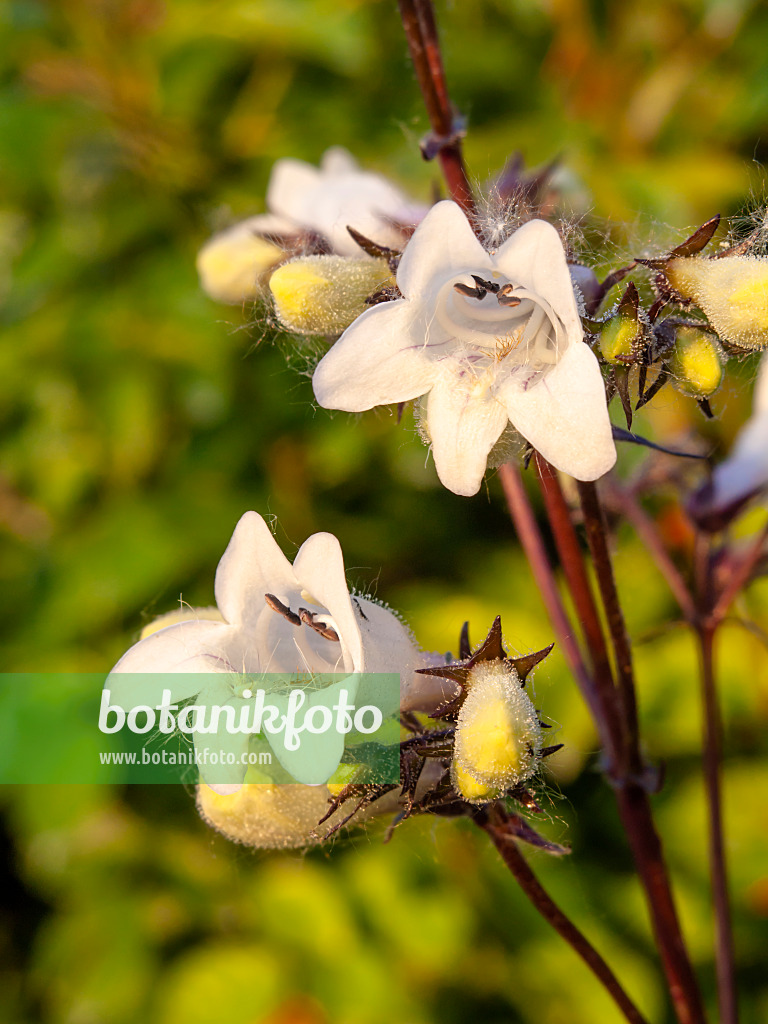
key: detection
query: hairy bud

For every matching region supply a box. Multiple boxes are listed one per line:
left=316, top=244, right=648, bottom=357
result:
left=270, top=255, right=394, bottom=335
left=666, top=324, right=725, bottom=398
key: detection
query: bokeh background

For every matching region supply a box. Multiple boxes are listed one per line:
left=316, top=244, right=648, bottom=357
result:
left=2, top=0, right=768, bottom=1021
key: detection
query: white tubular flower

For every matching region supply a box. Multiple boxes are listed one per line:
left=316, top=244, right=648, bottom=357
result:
left=690, top=354, right=768, bottom=525
left=267, top=146, right=419, bottom=256
left=312, top=200, right=616, bottom=496
left=197, top=148, right=422, bottom=303
left=109, top=512, right=436, bottom=793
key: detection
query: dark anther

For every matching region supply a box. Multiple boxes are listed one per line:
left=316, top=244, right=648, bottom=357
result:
left=498, top=283, right=521, bottom=307
left=298, top=608, right=340, bottom=642
left=454, top=281, right=487, bottom=300
left=471, top=275, right=500, bottom=293
left=264, top=593, right=302, bottom=626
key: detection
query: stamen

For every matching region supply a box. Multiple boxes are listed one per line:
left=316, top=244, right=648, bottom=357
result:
left=454, top=281, right=486, bottom=299
left=264, top=593, right=302, bottom=626
left=471, top=275, right=500, bottom=293
left=298, top=607, right=340, bottom=642
left=498, top=284, right=521, bottom=307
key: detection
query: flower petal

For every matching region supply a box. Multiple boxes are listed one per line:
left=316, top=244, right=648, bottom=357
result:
left=267, top=676, right=359, bottom=785
left=194, top=690, right=251, bottom=791
left=320, top=146, right=359, bottom=175
left=396, top=201, right=492, bottom=300
left=494, top=219, right=582, bottom=346
left=109, top=620, right=241, bottom=695
left=293, top=532, right=362, bottom=670
left=499, top=343, right=616, bottom=480
left=426, top=375, right=509, bottom=495
left=214, top=512, right=298, bottom=630
left=707, top=409, right=768, bottom=511
left=313, top=300, right=436, bottom=410
left=267, top=157, right=323, bottom=221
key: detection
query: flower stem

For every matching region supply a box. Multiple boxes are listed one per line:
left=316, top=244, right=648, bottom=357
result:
left=693, top=533, right=739, bottom=1024
left=534, top=455, right=624, bottom=759
left=478, top=807, right=650, bottom=1024
left=497, top=463, right=610, bottom=738
left=576, top=479, right=642, bottom=776
left=696, top=621, right=738, bottom=1024
left=397, top=0, right=475, bottom=214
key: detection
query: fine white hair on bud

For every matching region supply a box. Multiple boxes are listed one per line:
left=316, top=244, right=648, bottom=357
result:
left=452, top=660, right=543, bottom=804
left=269, top=255, right=394, bottom=335
left=665, top=255, right=768, bottom=350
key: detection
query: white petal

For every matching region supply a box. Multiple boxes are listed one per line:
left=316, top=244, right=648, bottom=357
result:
left=313, top=300, right=436, bottom=410
left=494, top=219, right=582, bottom=347
left=293, top=532, right=362, bottom=670
left=110, top=620, right=240, bottom=681
left=708, top=409, right=768, bottom=510
left=426, top=377, right=509, bottom=496
left=267, top=157, right=323, bottom=221
left=352, top=596, right=420, bottom=681
left=194, top=691, right=251, bottom=790
left=320, top=146, right=359, bottom=175
left=267, top=676, right=359, bottom=785
left=396, top=201, right=492, bottom=300
left=499, top=343, right=616, bottom=480
left=214, top=512, right=298, bottom=630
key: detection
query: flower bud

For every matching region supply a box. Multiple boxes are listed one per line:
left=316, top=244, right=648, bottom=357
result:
left=452, top=660, right=542, bottom=804
left=599, top=312, right=642, bottom=364
left=664, top=255, right=768, bottom=350
left=270, top=255, right=394, bottom=335
left=197, top=216, right=289, bottom=304
left=666, top=324, right=725, bottom=398
left=139, top=606, right=224, bottom=640
left=196, top=781, right=337, bottom=849
left=598, top=281, right=643, bottom=365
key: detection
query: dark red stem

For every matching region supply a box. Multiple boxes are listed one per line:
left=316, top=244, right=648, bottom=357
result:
left=479, top=810, right=650, bottom=1024
left=397, top=0, right=475, bottom=215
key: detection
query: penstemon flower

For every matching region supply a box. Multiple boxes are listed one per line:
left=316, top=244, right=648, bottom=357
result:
left=109, top=511, right=447, bottom=792
left=312, top=200, right=616, bottom=495
left=197, top=147, right=422, bottom=303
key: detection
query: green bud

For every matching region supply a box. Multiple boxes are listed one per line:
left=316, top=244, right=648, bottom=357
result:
left=270, top=255, right=394, bottom=335
left=666, top=325, right=725, bottom=398
left=599, top=313, right=642, bottom=364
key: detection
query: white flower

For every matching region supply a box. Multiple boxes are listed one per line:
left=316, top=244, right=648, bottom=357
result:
left=691, top=354, right=768, bottom=524
left=265, top=146, right=420, bottom=256
left=197, top=148, right=422, bottom=303
left=312, top=201, right=616, bottom=495
left=109, top=512, right=441, bottom=790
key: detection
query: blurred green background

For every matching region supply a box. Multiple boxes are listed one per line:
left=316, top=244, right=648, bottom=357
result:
left=2, top=0, right=768, bottom=1021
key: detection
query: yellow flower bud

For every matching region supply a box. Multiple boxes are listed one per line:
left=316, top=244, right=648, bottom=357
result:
left=197, top=217, right=286, bottom=304
left=599, top=313, right=642, bottom=364
left=197, top=782, right=333, bottom=849
left=140, top=606, right=225, bottom=640
left=665, top=255, right=768, bottom=350
left=451, top=661, right=542, bottom=804
left=269, top=256, right=394, bottom=335
left=666, top=325, right=725, bottom=398
left=451, top=761, right=500, bottom=803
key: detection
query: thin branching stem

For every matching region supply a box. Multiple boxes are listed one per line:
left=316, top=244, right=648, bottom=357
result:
left=694, top=534, right=739, bottom=1024
left=397, top=0, right=475, bottom=214
left=479, top=809, right=651, bottom=1024
left=497, top=463, right=614, bottom=749
left=577, top=479, right=642, bottom=774
left=534, top=455, right=624, bottom=755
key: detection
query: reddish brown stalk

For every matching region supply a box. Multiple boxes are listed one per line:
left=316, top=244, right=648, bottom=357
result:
left=577, top=479, right=642, bottom=775
left=534, top=455, right=624, bottom=748
left=397, top=0, right=475, bottom=215
left=497, top=463, right=612, bottom=742
left=694, top=534, right=739, bottom=1024
left=479, top=810, right=650, bottom=1024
